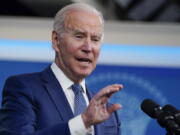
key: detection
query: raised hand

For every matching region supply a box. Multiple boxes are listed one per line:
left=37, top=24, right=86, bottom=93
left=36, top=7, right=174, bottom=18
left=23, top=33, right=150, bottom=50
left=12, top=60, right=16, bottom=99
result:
left=82, top=84, right=123, bottom=128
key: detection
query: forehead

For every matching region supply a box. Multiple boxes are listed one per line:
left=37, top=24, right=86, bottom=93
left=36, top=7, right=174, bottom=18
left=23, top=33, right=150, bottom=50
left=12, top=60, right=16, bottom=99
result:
left=64, top=10, right=103, bottom=35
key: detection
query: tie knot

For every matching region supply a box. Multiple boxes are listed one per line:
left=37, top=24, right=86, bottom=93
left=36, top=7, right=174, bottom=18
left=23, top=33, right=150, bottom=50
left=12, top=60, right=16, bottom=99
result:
left=72, top=83, right=83, bottom=94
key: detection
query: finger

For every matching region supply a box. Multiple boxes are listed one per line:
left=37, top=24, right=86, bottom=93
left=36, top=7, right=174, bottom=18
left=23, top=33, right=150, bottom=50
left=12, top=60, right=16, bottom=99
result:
left=99, top=96, right=109, bottom=105
left=96, top=84, right=121, bottom=98
left=105, top=84, right=123, bottom=96
left=94, top=84, right=123, bottom=101
left=94, top=85, right=120, bottom=100
left=107, top=104, right=122, bottom=114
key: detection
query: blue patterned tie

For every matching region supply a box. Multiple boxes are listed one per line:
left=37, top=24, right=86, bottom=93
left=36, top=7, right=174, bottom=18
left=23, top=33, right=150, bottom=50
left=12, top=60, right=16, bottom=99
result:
left=72, top=83, right=87, bottom=116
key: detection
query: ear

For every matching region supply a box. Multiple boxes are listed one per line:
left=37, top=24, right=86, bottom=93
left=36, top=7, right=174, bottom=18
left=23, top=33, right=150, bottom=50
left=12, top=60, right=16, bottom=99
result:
left=52, top=31, right=60, bottom=52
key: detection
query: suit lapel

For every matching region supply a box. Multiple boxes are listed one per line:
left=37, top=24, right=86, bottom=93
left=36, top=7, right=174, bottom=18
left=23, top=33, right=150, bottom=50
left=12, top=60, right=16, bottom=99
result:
left=40, top=66, right=74, bottom=122
left=40, top=67, right=105, bottom=135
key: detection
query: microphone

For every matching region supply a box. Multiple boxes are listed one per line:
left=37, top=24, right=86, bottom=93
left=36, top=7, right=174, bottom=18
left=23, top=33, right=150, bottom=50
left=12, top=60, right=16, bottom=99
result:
left=141, top=98, right=162, bottom=118
left=163, top=104, right=180, bottom=126
left=141, top=99, right=180, bottom=134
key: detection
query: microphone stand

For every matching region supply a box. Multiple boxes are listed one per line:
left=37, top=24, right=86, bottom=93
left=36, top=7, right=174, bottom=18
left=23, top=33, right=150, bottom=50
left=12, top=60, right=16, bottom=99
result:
left=166, top=132, right=173, bottom=135
left=166, top=129, right=180, bottom=135
left=157, top=113, right=180, bottom=135
left=166, top=130, right=176, bottom=135
left=165, top=123, right=180, bottom=135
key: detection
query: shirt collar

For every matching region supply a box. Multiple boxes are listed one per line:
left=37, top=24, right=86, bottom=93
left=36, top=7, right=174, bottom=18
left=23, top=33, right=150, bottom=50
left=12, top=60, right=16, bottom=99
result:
left=51, top=62, right=86, bottom=93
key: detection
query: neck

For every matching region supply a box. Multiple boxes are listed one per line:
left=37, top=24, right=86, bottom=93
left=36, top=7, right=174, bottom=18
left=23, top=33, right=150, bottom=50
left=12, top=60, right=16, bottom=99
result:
left=54, top=59, right=84, bottom=83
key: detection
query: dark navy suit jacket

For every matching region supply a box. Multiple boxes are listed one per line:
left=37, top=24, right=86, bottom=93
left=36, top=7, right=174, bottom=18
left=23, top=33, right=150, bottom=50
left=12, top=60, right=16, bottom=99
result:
left=0, top=66, right=121, bottom=135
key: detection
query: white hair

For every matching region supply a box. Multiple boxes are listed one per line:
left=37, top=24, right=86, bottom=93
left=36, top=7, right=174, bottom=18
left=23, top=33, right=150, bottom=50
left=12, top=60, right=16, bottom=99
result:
left=53, top=3, right=104, bottom=34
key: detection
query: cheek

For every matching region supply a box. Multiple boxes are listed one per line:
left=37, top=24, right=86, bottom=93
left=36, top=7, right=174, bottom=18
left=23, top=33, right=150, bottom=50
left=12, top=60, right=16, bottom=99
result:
left=94, top=47, right=100, bottom=59
left=59, top=40, right=74, bottom=56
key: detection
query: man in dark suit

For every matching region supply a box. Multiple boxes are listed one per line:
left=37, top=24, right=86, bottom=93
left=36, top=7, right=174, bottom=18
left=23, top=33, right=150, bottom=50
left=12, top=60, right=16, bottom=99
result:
left=0, top=3, right=123, bottom=135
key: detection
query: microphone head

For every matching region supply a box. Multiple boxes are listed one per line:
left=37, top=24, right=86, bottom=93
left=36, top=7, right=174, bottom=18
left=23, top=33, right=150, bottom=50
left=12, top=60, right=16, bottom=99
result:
left=141, top=99, right=161, bottom=118
left=163, top=104, right=180, bottom=126
left=163, top=104, right=179, bottom=114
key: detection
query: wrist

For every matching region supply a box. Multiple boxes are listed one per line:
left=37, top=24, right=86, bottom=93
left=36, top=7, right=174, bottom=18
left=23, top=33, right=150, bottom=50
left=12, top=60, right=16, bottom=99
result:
left=81, top=113, right=91, bottom=129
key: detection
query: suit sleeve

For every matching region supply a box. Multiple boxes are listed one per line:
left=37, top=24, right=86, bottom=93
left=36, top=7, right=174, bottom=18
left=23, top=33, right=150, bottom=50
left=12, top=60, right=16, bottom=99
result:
left=0, top=76, right=71, bottom=135
left=114, top=110, right=121, bottom=135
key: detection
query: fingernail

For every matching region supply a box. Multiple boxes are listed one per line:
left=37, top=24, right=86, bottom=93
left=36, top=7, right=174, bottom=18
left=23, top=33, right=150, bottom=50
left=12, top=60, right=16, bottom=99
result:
left=119, top=104, right=123, bottom=108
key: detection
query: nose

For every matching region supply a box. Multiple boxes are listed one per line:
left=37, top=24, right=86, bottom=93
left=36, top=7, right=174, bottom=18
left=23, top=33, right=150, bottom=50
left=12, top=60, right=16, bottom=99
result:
left=82, top=38, right=92, bottom=53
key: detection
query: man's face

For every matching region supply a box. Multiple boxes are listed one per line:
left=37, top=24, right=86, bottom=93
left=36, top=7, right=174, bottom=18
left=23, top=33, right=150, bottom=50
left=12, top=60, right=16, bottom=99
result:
left=52, top=10, right=103, bottom=82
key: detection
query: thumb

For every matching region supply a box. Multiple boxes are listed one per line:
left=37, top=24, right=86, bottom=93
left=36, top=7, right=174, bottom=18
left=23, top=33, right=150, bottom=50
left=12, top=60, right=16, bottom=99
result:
left=107, top=104, right=122, bottom=114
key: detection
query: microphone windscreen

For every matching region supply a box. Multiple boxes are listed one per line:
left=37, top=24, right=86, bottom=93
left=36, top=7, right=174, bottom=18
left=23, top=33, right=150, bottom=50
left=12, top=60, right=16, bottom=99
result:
left=141, top=99, right=160, bottom=118
left=163, top=104, right=179, bottom=114
left=163, top=104, right=180, bottom=125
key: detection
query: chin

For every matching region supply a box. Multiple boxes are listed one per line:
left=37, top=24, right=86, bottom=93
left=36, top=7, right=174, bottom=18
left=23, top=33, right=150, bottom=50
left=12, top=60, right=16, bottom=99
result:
left=80, top=72, right=91, bottom=77
left=77, top=70, right=92, bottom=78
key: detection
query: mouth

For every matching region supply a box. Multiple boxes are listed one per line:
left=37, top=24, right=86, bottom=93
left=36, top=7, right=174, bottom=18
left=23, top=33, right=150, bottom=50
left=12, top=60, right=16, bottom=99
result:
left=76, top=57, right=92, bottom=63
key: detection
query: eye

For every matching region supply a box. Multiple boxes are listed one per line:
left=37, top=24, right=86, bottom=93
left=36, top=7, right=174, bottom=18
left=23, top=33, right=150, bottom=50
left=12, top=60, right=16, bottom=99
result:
left=91, top=36, right=101, bottom=42
left=73, top=32, right=86, bottom=40
left=75, top=34, right=84, bottom=39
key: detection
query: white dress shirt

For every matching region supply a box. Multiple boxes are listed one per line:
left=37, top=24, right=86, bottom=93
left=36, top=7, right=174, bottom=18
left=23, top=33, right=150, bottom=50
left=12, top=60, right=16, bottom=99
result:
left=51, top=62, right=94, bottom=135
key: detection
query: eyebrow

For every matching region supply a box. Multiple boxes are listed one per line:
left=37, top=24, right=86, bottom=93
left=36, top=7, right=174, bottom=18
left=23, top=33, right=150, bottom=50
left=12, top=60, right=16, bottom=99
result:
left=66, top=27, right=102, bottom=38
left=73, top=29, right=85, bottom=35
